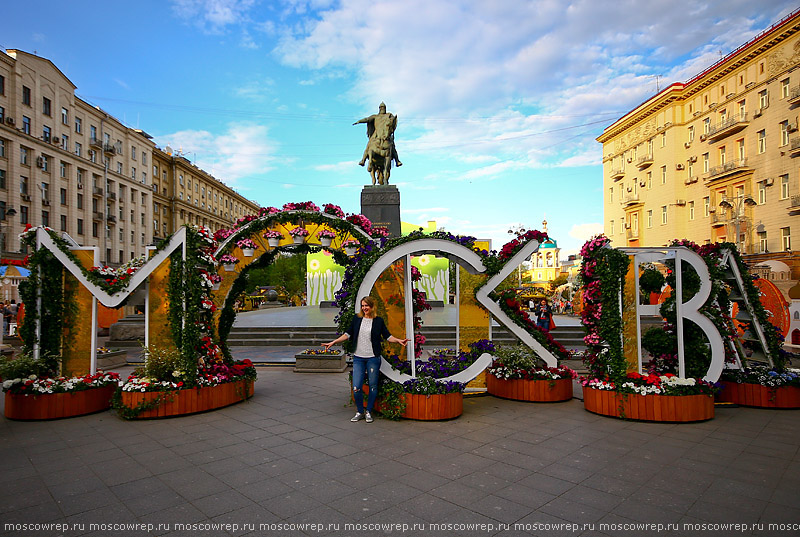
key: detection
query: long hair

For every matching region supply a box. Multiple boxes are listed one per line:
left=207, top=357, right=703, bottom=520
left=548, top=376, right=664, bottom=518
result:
left=358, top=296, right=377, bottom=319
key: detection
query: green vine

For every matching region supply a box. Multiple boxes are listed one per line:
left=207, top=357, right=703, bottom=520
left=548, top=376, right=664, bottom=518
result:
left=111, top=388, right=175, bottom=420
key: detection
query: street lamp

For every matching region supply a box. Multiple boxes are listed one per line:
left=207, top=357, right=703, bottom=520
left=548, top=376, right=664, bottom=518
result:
left=718, top=194, right=757, bottom=253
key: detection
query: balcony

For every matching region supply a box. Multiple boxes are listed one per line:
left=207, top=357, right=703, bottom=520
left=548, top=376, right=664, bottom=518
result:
left=621, top=194, right=641, bottom=207
left=89, top=138, right=102, bottom=149
left=703, top=113, right=749, bottom=142
left=684, top=176, right=699, bottom=185
left=626, top=228, right=639, bottom=240
left=788, top=85, right=800, bottom=105
left=108, top=191, right=117, bottom=201
left=710, top=213, right=728, bottom=227
left=705, top=158, right=751, bottom=183
left=93, top=187, right=104, bottom=197
left=789, top=194, right=800, bottom=214
left=610, top=168, right=625, bottom=180
left=106, top=214, right=116, bottom=224
left=93, top=211, right=104, bottom=221
left=636, top=154, right=654, bottom=169
left=103, top=143, right=117, bottom=155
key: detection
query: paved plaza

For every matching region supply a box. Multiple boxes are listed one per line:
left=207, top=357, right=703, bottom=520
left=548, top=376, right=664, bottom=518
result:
left=1, top=363, right=799, bottom=537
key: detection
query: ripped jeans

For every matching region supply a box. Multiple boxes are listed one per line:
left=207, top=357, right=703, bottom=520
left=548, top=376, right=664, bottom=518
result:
left=352, top=356, right=381, bottom=413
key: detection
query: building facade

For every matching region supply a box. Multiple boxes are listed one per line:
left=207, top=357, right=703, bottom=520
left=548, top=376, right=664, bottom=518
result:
left=598, top=9, right=800, bottom=278
left=0, top=49, right=259, bottom=266
left=151, top=148, right=260, bottom=241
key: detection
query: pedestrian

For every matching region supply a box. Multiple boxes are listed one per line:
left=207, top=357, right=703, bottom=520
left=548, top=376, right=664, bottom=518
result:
left=322, top=296, right=409, bottom=423
left=536, top=299, right=552, bottom=331
left=6, top=300, right=17, bottom=335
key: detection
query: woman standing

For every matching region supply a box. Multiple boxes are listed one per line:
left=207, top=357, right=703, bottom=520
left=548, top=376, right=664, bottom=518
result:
left=536, top=299, right=553, bottom=331
left=322, top=296, right=409, bottom=423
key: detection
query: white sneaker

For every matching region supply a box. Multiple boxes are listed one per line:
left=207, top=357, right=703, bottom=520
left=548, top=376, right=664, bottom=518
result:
left=350, top=412, right=364, bottom=422
left=365, top=411, right=374, bottom=423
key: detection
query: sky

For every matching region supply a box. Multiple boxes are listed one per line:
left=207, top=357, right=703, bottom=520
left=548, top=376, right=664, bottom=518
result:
left=3, top=0, right=796, bottom=256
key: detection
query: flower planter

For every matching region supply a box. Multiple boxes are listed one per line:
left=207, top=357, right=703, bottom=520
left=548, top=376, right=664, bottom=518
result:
left=294, top=351, right=346, bottom=373
left=223, top=263, right=237, bottom=272
left=267, top=238, right=280, bottom=247
left=357, top=385, right=463, bottom=420
left=5, top=384, right=117, bottom=420
left=212, top=282, right=221, bottom=291
left=292, top=235, right=305, bottom=244
left=344, top=246, right=358, bottom=256
left=582, top=386, right=714, bottom=422
left=486, top=373, right=572, bottom=402
left=401, top=393, right=463, bottom=420
left=715, top=381, right=800, bottom=409
left=241, top=248, right=255, bottom=257
left=119, top=379, right=254, bottom=419
left=319, top=237, right=333, bottom=247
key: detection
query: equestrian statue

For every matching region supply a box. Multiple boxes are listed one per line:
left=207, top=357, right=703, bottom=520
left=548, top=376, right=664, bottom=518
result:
left=354, top=102, right=402, bottom=185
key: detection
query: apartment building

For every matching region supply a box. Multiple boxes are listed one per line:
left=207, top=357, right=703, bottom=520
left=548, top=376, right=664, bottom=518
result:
left=151, top=148, right=261, bottom=241
left=598, top=9, right=800, bottom=274
left=0, top=49, right=154, bottom=265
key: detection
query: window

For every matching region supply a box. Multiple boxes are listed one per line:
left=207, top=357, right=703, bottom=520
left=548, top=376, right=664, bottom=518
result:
left=719, top=146, right=726, bottom=165
left=89, top=150, right=96, bottom=163
left=61, top=107, right=68, bottom=125
left=647, top=210, right=653, bottom=228
left=689, top=201, right=695, bottom=220
left=688, top=126, right=694, bottom=142
left=142, top=152, right=147, bottom=165
left=782, top=78, right=790, bottom=98
left=702, top=153, right=709, bottom=173
left=738, top=100, right=746, bottom=118
left=42, top=97, right=51, bottom=116
left=179, top=174, right=184, bottom=185
left=61, top=134, right=68, bottom=151
left=782, top=227, right=791, bottom=251
left=661, top=132, right=666, bottom=147
left=59, top=161, right=66, bottom=178
left=77, top=218, right=84, bottom=235
left=703, top=196, right=710, bottom=217
left=41, top=211, right=49, bottom=227
left=90, top=125, right=97, bottom=142
left=0, top=170, right=5, bottom=190
left=757, top=130, right=766, bottom=153
left=609, top=220, right=614, bottom=235
left=77, top=193, right=83, bottom=209
left=0, top=75, right=4, bottom=95
left=131, top=166, right=137, bottom=180
left=703, top=118, right=710, bottom=134
left=20, top=147, right=28, bottom=166
left=131, top=146, right=136, bottom=160
left=22, top=116, right=30, bottom=135
left=42, top=125, right=51, bottom=143
left=736, top=138, right=745, bottom=161
left=20, top=206, right=28, bottom=225
left=758, top=231, right=767, bottom=252
left=781, top=174, right=790, bottom=200
left=758, top=181, right=766, bottom=204
left=117, top=162, right=123, bottom=174
left=661, top=206, right=667, bottom=225
left=41, top=155, right=49, bottom=173
left=759, top=89, right=768, bottom=109
left=60, top=214, right=67, bottom=232
left=688, top=162, right=694, bottom=178
left=661, top=165, right=667, bottom=185
left=75, top=117, right=82, bottom=133
left=0, top=139, right=4, bottom=158
left=142, top=172, right=147, bottom=184
left=0, top=106, right=4, bottom=123
left=647, top=171, right=652, bottom=189
left=22, top=86, right=31, bottom=106
left=60, top=188, right=67, bottom=205
left=77, top=169, right=83, bottom=186
left=781, top=121, right=790, bottom=146
left=75, top=142, right=82, bottom=157
left=92, top=222, right=98, bottom=238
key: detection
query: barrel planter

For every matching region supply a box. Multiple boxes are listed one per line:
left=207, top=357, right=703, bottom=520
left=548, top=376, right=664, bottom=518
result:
left=582, top=386, right=714, bottom=422
left=5, top=384, right=117, bottom=420
left=358, top=385, right=463, bottom=420
left=486, top=373, right=572, bottom=402
left=119, top=379, right=254, bottom=419
left=715, top=381, right=800, bottom=409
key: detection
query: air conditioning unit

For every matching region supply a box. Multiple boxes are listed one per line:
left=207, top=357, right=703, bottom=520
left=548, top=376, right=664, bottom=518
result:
left=625, top=223, right=631, bottom=229
left=52, top=136, right=60, bottom=144
left=765, top=177, right=774, bottom=186
left=21, top=194, right=31, bottom=202
left=627, top=157, right=633, bottom=163
left=684, top=142, right=691, bottom=149
left=42, top=199, right=50, bottom=206
left=700, top=134, right=708, bottom=141
left=639, top=181, right=646, bottom=187
left=753, top=109, right=762, bottom=118
left=675, top=199, right=687, bottom=206
left=676, top=163, right=685, bottom=170
left=789, top=123, right=798, bottom=133
left=36, top=157, right=44, bottom=168
left=708, top=207, right=716, bottom=213
left=5, top=117, right=15, bottom=125
left=689, top=156, right=697, bottom=163
left=77, top=183, right=83, bottom=189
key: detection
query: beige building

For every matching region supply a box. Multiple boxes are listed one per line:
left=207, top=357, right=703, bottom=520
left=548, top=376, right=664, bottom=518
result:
left=598, top=10, right=800, bottom=273
left=151, top=148, right=260, bottom=241
left=0, top=49, right=260, bottom=266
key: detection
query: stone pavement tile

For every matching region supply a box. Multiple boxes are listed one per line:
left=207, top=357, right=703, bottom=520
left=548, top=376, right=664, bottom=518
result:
left=539, top=497, right=608, bottom=524
left=770, top=483, right=800, bottom=510
left=160, top=470, right=231, bottom=502
left=626, top=486, right=696, bottom=515
left=503, top=511, right=578, bottom=537
left=275, top=467, right=329, bottom=490
left=119, top=489, right=186, bottom=518
left=63, top=504, right=141, bottom=535
left=93, top=458, right=153, bottom=487
left=201, top=455, right=253, bottom=478
left=52, top=489, right=117, bottom=517
left=0, top=483, right=56, bottom=515
left=131, top=449, right=195, bottom=475
left=538, top=461, right=595, bottom=484
left=333, top=467, right=393, bottom=489
left=416, top=452, right=492, bottom=480
left=261, top=490, right=325, bottom=519
left=704, top=475, right=775, bottom=502
left=393, top=467, right=451, bottom=492
left=309, top=457, right=360, bottom=478
left=454, top=470, right=514, bottom=495
left=325, top=490, right=391, bottom=521
left=428, top=481, right=485, bottom=509
left=685, top=497, right=766, bottom=524
left=0, top=497, right=63, bottom=525
left=282, top=447, right=336, bottom=467
left=399, top=492, right=462, bottom=522
left=253, top=457, right=305, bottom=478
left=759, top=501, right=800, bottom=525
left=469, top=494, right=533, bottom=524
left=516, top=472, right=575, bottom=496
left=493, top=482, right=555, bottom=510
left=300, top=478, right=357, bottom=504
left=579, top=474, right=641, bottom=498
left=191, top=489, right=254, bottom=518
left=612, top=497, right=684, bottom=524
left=139, top=502, right=207, bottom=534
left=559, top=484, right=625, bottom=512
left=236, top=477, right=295, bottom=503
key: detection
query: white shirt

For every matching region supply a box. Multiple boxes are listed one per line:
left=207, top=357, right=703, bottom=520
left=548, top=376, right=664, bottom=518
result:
left=354, top=317, right=374, bottom=357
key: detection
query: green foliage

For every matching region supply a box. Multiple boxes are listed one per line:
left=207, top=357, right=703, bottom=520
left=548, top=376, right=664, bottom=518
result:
left=641, top=326, right=675, bottom=357
left=0, top=351, right=59, bottom=380
left=493, top=344, right=542, bottom=370
left=638, top=265, right=665, bottom=295
left=550, top=274, right=568, bottom=292
left=17, top=249, right=64, bottom=370
left=245, top=254, right=307, bottom=297
left=141, top=345, right=186, bottom=383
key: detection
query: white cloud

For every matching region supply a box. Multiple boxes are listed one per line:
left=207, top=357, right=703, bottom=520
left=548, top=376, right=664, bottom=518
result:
left=568, top=223, right=604, bottom=243
left=171, top=0, right=257, bottom=35
left=155, top=122, right=279, bottom=183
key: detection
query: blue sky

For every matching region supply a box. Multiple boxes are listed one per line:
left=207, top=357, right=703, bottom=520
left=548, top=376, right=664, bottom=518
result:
left=3, top=0, right=795, bottom=255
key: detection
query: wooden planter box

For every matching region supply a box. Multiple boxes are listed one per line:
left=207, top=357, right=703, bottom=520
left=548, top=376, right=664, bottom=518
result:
left=119, top=379, right=254, bottom=419
left=715, top=381, right=800, bottom=409
left=358, top=385, right=463, bottom=420
left=486, top=373, right=572, bottom=402
left=582, top=386, right=714, bottom=422
left=5, top=384, right=117, bottom=420
left=295, top=351, right=346, bottom=373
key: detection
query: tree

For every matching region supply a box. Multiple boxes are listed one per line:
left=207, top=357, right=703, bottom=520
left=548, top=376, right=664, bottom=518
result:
left=549, top=274, right=568, bottom=292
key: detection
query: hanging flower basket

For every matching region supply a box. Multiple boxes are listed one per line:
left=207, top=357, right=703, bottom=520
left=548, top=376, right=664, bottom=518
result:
left=118, top=379, right=254, bottom=419
left=317, top=229, right=336, bottom=247
left=715, top=381, right=800, bottom=409
left=5, top=384, right=118, bottom=420
left=582, top=386, right=714, bottom=422
left=241, top=248, right=255, bottom=257
left=223, top=264, right=236, bottom=272
left=236, top=239, right=258, bottom=257
left=486, top=373, right=572, bottom=402
left=288, top=227, right=309, bottom=244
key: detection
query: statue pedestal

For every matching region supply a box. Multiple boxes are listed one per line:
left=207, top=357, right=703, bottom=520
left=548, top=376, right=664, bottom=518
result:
left=361, top=185, right=401, bottom=237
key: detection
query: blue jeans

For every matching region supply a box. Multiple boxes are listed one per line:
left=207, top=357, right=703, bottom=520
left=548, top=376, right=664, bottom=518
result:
left=352, top=356, right=381, bottom=413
